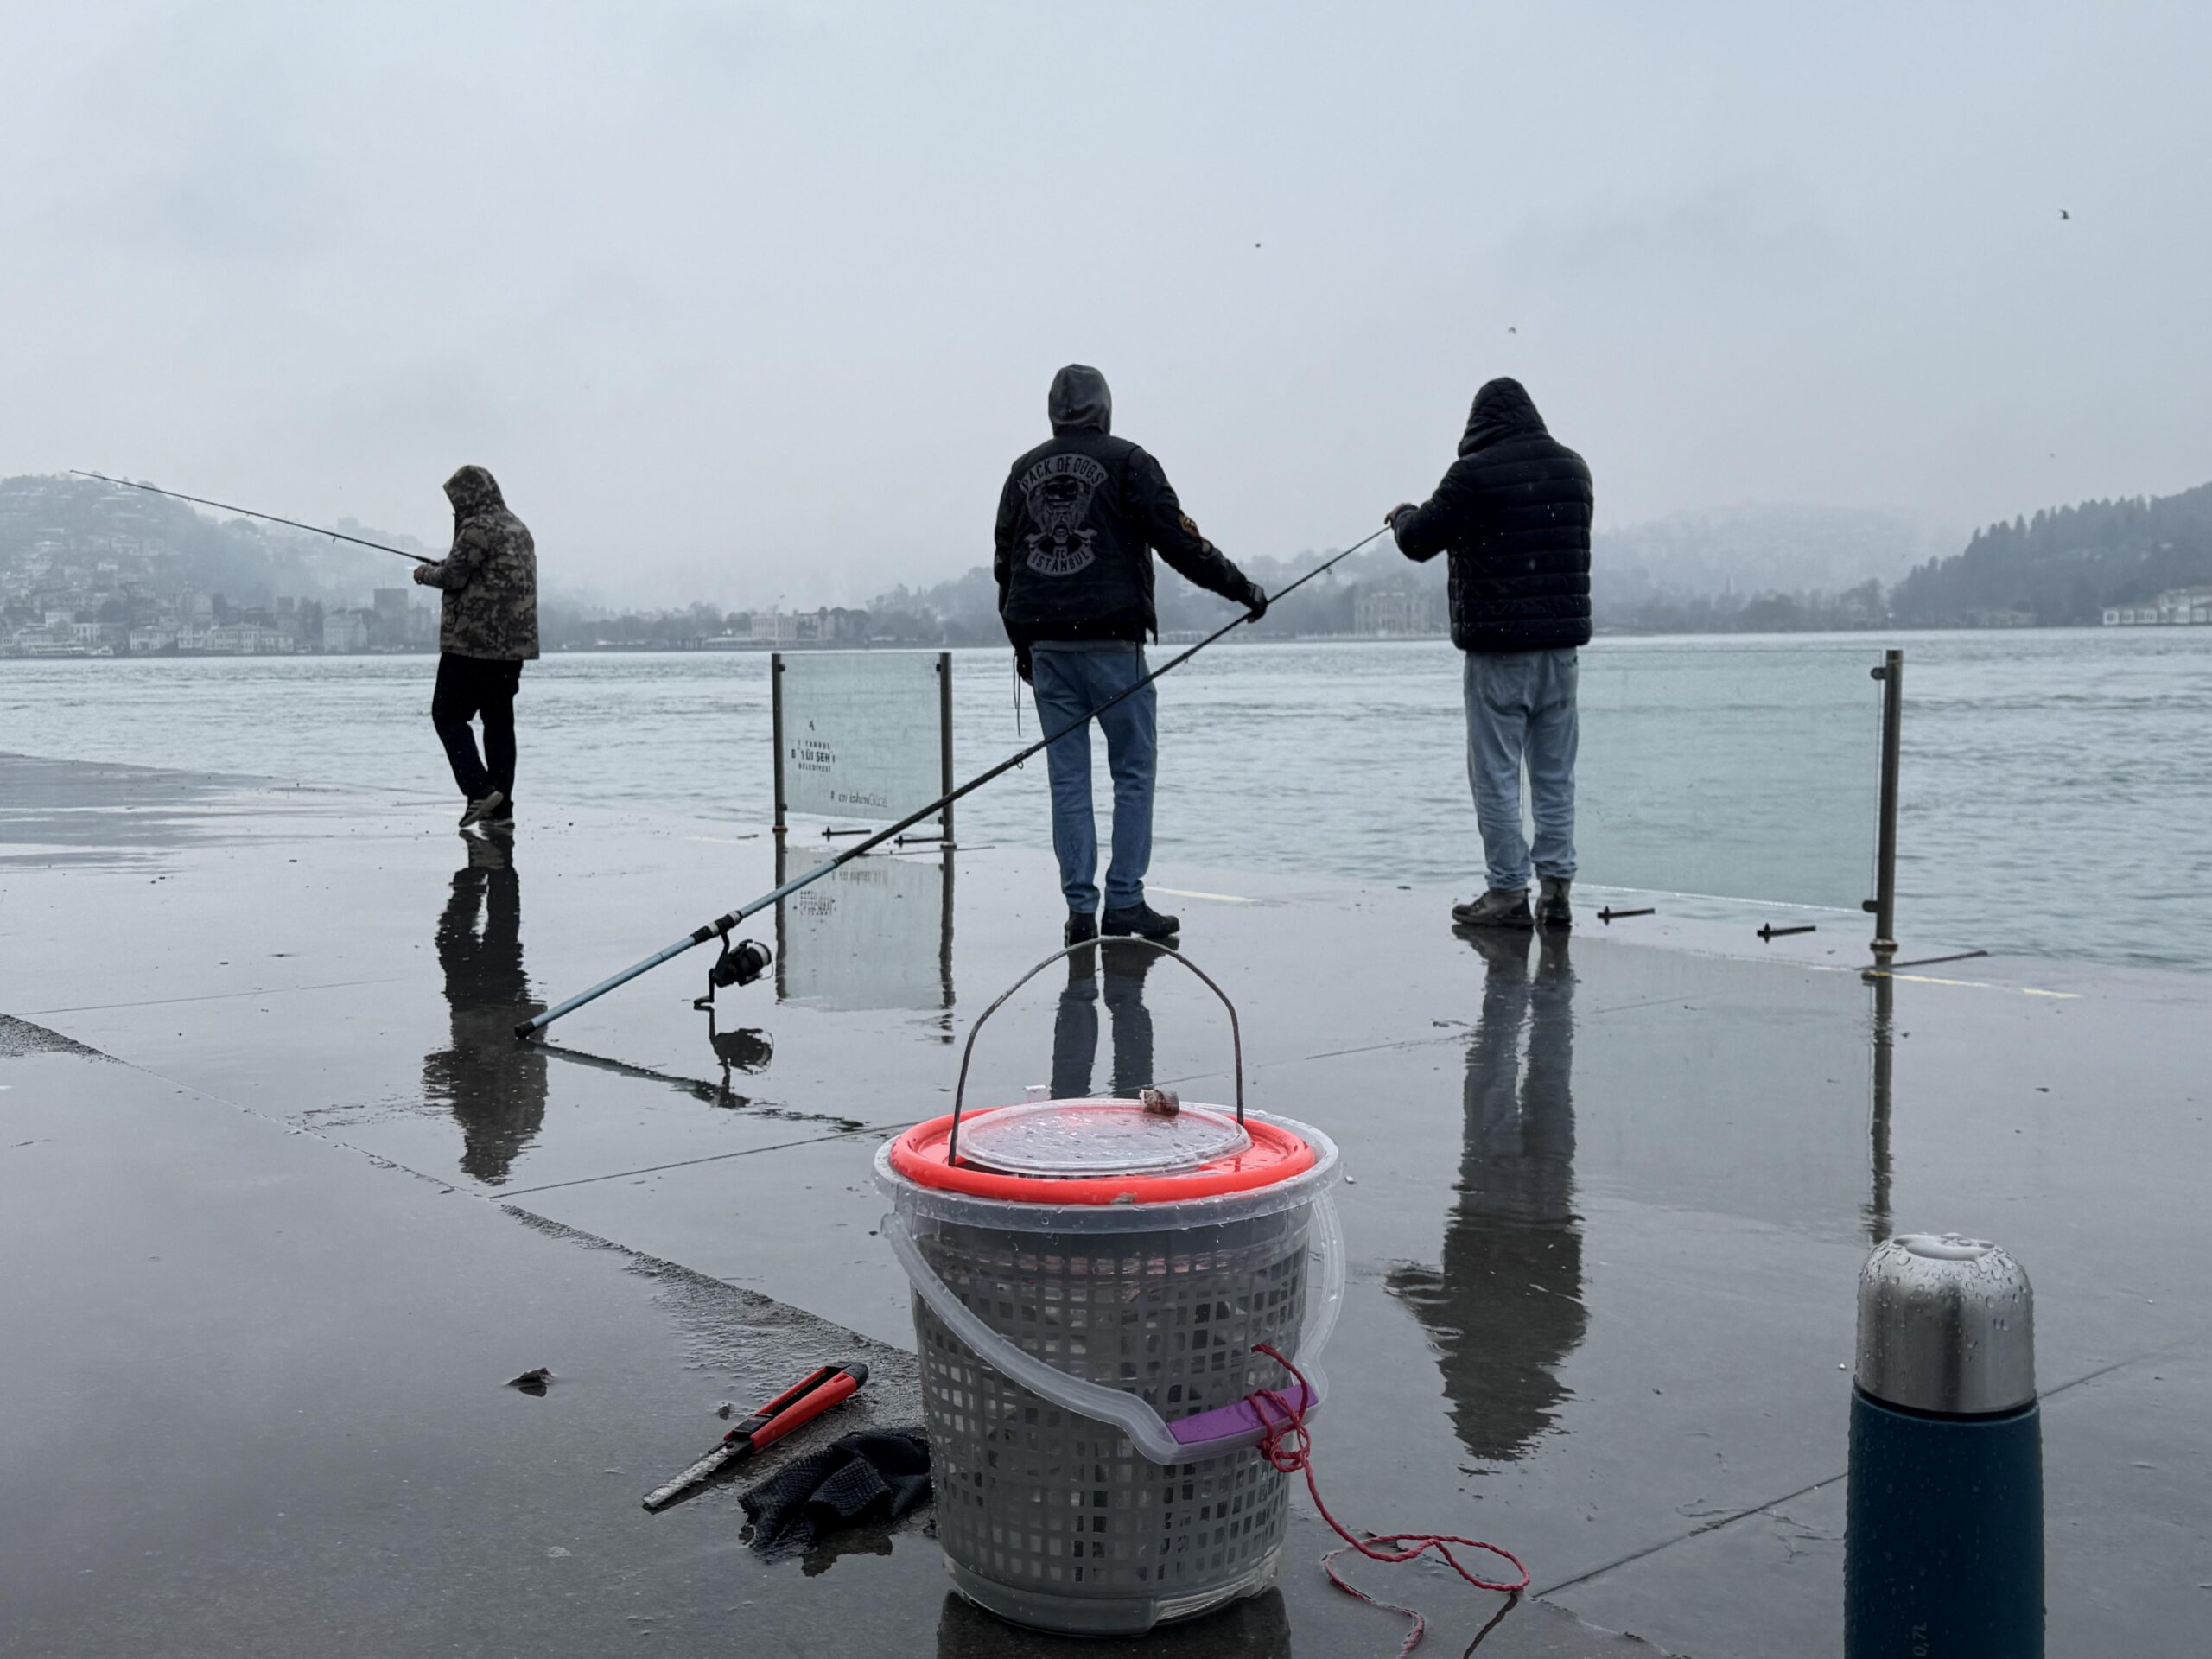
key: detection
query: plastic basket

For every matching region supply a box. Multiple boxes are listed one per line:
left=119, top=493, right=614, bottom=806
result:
left=877, top=942, right=1342, bottom=1635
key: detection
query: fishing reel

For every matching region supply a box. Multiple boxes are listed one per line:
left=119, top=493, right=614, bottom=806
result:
left=693, top=933, right=772, bottom=1013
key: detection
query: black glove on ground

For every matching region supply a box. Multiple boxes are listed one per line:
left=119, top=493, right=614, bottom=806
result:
left=740, top=1429, right=932, bottom=1548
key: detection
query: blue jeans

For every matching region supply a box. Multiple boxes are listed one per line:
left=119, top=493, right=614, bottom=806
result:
left=1031, top=643, right=1155, bottom=914
left=1465, top=648, right=1579, bottom=893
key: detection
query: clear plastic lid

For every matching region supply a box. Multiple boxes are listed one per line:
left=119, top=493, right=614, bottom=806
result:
left=953, top=1097, right=1253, bottom=1179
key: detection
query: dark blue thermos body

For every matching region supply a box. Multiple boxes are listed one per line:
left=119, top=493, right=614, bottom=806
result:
left=1845, top=1235, right=2043, bottom=1659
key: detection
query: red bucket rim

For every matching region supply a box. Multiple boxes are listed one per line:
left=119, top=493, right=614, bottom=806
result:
left=887, top=1103, right=1317, bottom=1205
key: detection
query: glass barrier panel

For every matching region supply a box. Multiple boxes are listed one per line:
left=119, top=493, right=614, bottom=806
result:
left=1574, top=641, right=1882, bottom=912
left=949, top=640, right=1882, bottom=915
left=777, top=650, right=945, bottom=824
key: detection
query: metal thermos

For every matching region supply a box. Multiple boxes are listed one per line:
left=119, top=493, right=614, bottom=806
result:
left=1845, top=1235, right=2043, bottom=1659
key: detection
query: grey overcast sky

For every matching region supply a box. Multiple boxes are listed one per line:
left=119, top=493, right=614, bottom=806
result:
left=3, top=3, right=2206, bottom=607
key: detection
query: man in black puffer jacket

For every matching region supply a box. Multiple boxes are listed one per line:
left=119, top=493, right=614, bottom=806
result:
left=995, top=364, right=1268, bottom=946
left=1387, top=378, right=1592, bottom=931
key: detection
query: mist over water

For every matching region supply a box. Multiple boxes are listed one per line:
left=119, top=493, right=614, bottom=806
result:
left=3, top=629, right=2207, bottom=973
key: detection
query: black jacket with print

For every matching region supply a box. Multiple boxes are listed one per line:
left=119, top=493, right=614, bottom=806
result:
left=994, top=365, right=1258, bottom=650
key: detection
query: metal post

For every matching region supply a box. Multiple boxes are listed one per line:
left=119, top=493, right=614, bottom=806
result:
left=938, top=842, right=956, bottom=1014
left=1866, top=971, right=1893, bottom=1244
left=771, top=652, right=788, bottom=839
left=1867, top=649, right=1904, bottom=962
left=772, top=832, right=789, bottom=1003
left=937, top=651, right=956, bottom=845
left=1846, top=1235, right=2042, bottom=1658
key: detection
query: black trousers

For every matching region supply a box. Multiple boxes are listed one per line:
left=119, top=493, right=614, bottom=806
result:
left=432, top=652, right=523, bottom=807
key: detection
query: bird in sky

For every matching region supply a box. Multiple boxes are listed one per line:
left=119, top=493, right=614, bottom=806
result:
left=2060, top=208, right=2070, bottom=220
left=1508, top=326, right=1517, bottom=334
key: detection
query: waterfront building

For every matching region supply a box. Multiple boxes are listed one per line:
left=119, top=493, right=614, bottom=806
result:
left=2103, top=586, right=2212, bottom=626
left=1354, top=585, right=1447, bottom=638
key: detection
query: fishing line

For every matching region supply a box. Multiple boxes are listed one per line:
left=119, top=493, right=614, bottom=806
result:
left=517, top=524, right=1391, bottom=1039
left=70, top=471, right=436, bottom=565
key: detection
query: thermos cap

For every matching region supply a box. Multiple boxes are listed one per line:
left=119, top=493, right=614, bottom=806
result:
left=1855, top=1234, right=2036, bottom=1415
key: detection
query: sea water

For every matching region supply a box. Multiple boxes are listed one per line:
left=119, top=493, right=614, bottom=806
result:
left=3, top=629, right=2207, bottom=972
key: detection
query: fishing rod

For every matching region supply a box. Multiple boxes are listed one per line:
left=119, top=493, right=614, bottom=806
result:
left=70, top=471, right=435, bottom=565
left=517, top=524, right=1390, bottom=1041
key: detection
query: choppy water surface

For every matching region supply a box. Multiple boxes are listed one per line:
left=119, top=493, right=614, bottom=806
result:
left=3, top=630, right=2207, bottom=970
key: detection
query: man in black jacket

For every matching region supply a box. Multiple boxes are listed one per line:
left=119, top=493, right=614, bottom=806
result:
left=995, top=365, right=1268, bottom=945
left=1387, top=378, right=1592, bottom=931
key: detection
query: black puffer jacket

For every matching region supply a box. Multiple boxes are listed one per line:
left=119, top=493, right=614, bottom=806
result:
left=995, top=365, right=1260, bottom=649
left=1391, top=378, right=1592, bottom=653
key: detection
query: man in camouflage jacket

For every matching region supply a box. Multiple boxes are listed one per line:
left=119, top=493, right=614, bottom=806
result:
left=413, top=465, right=538, bottom=828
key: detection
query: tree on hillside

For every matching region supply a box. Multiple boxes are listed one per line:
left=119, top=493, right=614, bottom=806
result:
left=1891, top=483, right=2212, bottom=625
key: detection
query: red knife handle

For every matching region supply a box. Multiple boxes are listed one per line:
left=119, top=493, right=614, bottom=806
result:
left=725, top=1364, right=841, bottom=1444
left=747, top=1363, right=868, bottom=1452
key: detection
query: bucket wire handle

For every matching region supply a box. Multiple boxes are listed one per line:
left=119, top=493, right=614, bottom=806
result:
left=945, top=938, right=1244, bottom=1166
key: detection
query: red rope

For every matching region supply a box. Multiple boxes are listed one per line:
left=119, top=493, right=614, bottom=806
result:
left=1249, top=1342, right=1529, bottom=1657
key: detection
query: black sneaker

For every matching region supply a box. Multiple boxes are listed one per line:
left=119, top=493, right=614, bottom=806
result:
left=1450, top=888, right=1533, bottom=930
left=1537, top=875, right=1573, bottom=931
left=458, top=790, right=506, bottom=829
left=1064, top=912, right=1098, bottom=947
left=1101, top=900, right=1179, bottom=941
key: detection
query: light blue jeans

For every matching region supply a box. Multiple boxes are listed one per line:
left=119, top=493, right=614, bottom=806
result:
left=1465, top=648, right=1580, bottom=893
left=1031, top=642, right=1155, bottom=915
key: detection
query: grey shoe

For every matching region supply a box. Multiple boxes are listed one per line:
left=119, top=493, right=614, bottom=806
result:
left=1451, top=887, right=1533, bottom=930
left=1064, top=912, right=1098, bottom=947
left=1101, top=901, right=1179, bottom=942
left=457, top=790, right=506, bottom=829
left=1538, top=875, right=1573, bottom=931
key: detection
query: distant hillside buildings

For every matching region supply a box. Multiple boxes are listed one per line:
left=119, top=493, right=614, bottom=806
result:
left=10, top=586, right=436, bottom=658
left=2, top=472, right=442, bottom=658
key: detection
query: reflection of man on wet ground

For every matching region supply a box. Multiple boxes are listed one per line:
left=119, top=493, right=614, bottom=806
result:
left=1389, top=930, right=1586, bottom=1463
left=1051, top=940, right=1159, bottom=1098
left=424, top=836, right=547, bottom=1185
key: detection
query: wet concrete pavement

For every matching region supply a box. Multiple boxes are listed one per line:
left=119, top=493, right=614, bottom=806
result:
left=3, top=752, right=2207, bottom=1656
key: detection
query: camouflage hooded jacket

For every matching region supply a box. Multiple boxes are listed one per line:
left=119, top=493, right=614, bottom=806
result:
left=419, top=466, right=539, bottom=661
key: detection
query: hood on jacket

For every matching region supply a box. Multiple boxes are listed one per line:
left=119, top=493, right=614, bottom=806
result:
left=444, top=465, right=506, bottom=518
left=1458, top=378, right=1548, bottom=456
left=1047, top=364, right=1112, bottom=435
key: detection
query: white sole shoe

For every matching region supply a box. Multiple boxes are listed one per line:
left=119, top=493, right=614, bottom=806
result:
left=457, top=790, right=507, bottom=829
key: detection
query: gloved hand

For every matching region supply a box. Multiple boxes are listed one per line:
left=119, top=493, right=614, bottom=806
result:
left=1241, top=580, right=1269, bottom=621
left=1014, top=641, right=1034, bottom=685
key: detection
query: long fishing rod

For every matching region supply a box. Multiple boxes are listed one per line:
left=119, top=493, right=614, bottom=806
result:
left=70, top=471, right=435, bottom=565
left=517, top=524, right=1390, bottom=1040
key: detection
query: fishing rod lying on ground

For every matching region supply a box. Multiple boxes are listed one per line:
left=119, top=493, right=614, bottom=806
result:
left=517, top=524, right=1392, bottom=1041
left=70, top=471, right=435, bottom=565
